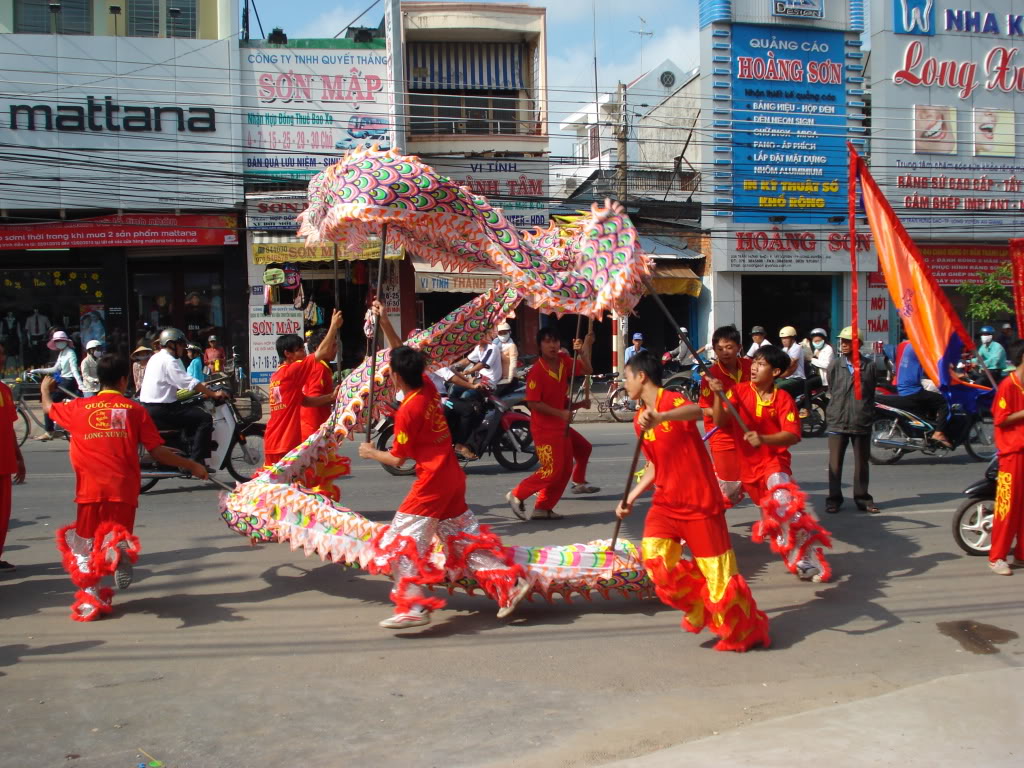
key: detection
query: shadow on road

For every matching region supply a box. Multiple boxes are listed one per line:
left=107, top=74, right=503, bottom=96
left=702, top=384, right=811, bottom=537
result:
left=0, top=641, right=106, bottom=677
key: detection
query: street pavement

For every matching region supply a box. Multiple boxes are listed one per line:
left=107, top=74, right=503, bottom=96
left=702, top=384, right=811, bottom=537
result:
left=1, top=421, right=1021, bottom=767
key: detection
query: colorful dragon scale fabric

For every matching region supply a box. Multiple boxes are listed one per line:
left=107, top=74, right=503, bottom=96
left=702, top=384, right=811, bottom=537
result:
left=298, top=146, right=652, bottom=319
left=221, top=146, right=656, bottom=602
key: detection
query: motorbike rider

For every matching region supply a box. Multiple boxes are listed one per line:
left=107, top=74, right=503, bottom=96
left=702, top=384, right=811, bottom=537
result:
left=807, top=328, right=834, bottom=389
left=975, top=326, right=1006, bottom=384
left=666, top=327, right=707, bottom=370
left=776, top=326, right=806, bottom=401
left=139, top=328, right=228, bottom=466
left=895, top=343, right=952, bottom=449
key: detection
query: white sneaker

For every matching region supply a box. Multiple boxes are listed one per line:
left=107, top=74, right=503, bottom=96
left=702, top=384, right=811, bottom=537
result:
left=506, top=491, right=530, bottom=521
left=989, top=559, right=1012, bottom=576
left=496, top=578, right=532, bottom=619
left=571, top=483, right=600, bottom=494
left=379, top=611, right=432, bottom=629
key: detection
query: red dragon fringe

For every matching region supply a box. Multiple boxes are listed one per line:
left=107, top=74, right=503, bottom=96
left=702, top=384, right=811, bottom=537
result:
left=70, top=587, right=115, bottom=622
left=89, top=521, right=141, bottom=578
left=700, top=575, right=771, bottom=652
left=751, top=482, right=833, bottom=582
left=55, top=524, right=99, bottom=589
left=642, top=554, right=709, bottom=635
left=368, top=526, right=447, bottom=615
left=444, top=524, right=525, bottom=606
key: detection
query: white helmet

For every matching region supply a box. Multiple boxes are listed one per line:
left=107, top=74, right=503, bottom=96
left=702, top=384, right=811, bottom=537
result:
left=85, top=339, right=103, bottom=351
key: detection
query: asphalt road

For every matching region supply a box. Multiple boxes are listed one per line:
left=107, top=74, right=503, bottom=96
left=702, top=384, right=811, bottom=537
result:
left=1, top=423, right=1021, bottom=768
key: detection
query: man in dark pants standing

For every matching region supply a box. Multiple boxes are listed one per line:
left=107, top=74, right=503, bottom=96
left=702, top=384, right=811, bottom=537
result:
left=825, top=327, right=880, bottom=514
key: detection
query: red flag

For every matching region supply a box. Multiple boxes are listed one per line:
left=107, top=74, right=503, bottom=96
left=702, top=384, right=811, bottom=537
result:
left=849, top=145, right=979, bottom=390
left=1011, top=239, right=1024, bottom=330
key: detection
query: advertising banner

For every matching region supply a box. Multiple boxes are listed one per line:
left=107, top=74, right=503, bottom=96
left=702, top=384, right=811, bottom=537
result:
left=246, top=195, right=309, bottom=231
left=248, top=305, right=304, bottom=385
left=425, top=157, right=549, bottom=229
left=0, top=214, right=238, bottom=250
left=0, top=36, right=240, bottom=210
left=731, top=24, right=848, bottom=224
left=241, top=40, right=392, bottom=178
left=918, top=243, right=1013, bottom=286
left=870, top=0, right=1024, bottom=238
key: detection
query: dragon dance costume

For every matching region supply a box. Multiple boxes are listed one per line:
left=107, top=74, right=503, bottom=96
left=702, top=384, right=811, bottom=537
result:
left=634, top=388, right=769, bottom=652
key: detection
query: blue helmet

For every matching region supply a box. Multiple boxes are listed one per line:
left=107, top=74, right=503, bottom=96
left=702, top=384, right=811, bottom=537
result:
left=980, top=325, right=995, bottom=334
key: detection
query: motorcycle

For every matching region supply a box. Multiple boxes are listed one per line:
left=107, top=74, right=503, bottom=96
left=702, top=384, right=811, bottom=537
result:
left=662, top=355, right=703, bottom=403
left=795, top=385, right=829, bottom=438
left=375, top=389, right=537, bottom=477
left=140, top=381, right=265, bottom=492
left=869, top=385, right=996, bottom=465
left=952, top=455, right=998, bottom=556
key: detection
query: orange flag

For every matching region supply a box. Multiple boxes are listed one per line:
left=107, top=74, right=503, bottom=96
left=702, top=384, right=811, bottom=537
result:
left=1011, top=239, right=1024, bottom=331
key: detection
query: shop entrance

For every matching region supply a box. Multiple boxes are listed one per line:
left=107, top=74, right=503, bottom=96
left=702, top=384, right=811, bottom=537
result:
left=129, top=263, right=224, bottom=348
left=740, top=274, right=836, bottom=343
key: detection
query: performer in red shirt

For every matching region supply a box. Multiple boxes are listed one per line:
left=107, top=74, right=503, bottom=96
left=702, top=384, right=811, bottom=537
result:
left=0, top=341, right=26, bottom=572
left=698, top=325, right=753, bottom=503
left=264, top=310, right=342, bottom=466
left=300, top=328, right=335, bottom=441
left=42, top=356, right=207, bottom=621
left=709, top=345, right=832, bottom=583
left=617, top=352, right=769, bottom=652
left=989, top=341, right=1024, bottom=575
left=359, top=346, right=531, bottom=630
left=507, top=326, right=598, bottom=521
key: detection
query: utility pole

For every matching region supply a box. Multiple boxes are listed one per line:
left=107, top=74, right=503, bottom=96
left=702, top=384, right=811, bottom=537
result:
left=615, top=81, right=628, bottom=203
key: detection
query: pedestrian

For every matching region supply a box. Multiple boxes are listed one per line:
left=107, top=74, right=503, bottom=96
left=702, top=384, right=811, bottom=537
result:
left=988, top=340, right=1024, bottom=576
left=130, top=344, right=153, bottom=394
left=775, top=326, right=806, bottom=400
left=616, top=351, right=770, bottom=652
left=824, top=327, right=880, bottom=515
left=0, top=341, right=27, bottom=573
left=358, top=345, right=531, bottom=629
left=204, top=335, right=225, bottom=374
left=299, top=327, right=334, bottom=442
left=807, top=327, right=834, bottom=388
left=745, top=325, right=772, bottom=358
left=264, top=310, right=342, bottom=467
left=185, top=344, right=206, bottom=384
left=506, top=326, right=599, bottom=521
left=708, top=346, right=831, bottom=582
left=624, top=332, right=647, bottom=364
left=27, top=330, right=85, bottom=441
left=80, top=340, right=104, bottom=397
left=975, top=326, right=1006, bottom=383
left=42, top=356, right=207, bottom=621
left=698, top=325, right=752, bottom=502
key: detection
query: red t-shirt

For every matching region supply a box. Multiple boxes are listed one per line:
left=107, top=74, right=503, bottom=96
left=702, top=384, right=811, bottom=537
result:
left=0, top=382, right=17, bottom=474
left=634, top=388, right=724, bottom=520
left=265, top=354, right=319, bottom=457
left=390, top=377, right=466, bottom=520
left=50, top=390, right=163, bottom=504
left=524, top=352, right=582, bottom=438
left=698, top=358, right=753, bottom=450
left=993, top=373, right=1024, bottom=456
left=727, top=382, right=801, bottom=483
left=300, top=359, right=333, bottom=440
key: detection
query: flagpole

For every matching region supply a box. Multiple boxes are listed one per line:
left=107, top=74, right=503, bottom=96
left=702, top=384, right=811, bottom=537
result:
left=365, top=224, right=388, bottom=441
left=848, top=143, right=862, bottom=400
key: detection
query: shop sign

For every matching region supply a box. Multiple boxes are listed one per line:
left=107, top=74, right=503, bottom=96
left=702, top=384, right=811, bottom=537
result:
left=731, top=24, right=848, bottom=224
left=726, top=226, right=878, bottom=272
left=871, top=0, right=1024, bottom=238
left=248, top=304, right=304, bottom=385
left=0, top=214, right=238, bottom=251
left=864, top=271, right=891, bottom=343
left=773, top=0, right=825, bottom=20
left=424, top=158, right=549, bottom=229
left=246, top=195, right=309, bottom=231
left=918, top=243, right=1012, bottom=285
left=0, top=37, right=239, bottom=210
left=415, top=271, right=502, bottom=294
left=241, top=41, right=392, bottom=177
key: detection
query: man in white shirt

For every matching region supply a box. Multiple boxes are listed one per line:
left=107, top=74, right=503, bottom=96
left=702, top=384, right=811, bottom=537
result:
left=745, top=325, right=772, bottom=358
left=493, top=322, right=519, bottom=392
left=140, top=327, right=226, bottom=464
left=776, top=325, right=806, bottom=399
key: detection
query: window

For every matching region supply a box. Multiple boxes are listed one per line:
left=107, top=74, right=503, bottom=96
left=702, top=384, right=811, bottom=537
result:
left=128, top=0, right=159, bottom=37
left=14, top=0, right=92, bottom=34
left=588, top=125, right=600, bottom=160
left=167, top=0, right=197, bottom=38
left=409, top=90, right=520, bottom=136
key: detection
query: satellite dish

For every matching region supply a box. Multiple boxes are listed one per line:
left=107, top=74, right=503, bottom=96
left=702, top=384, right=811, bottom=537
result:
left=660, top=71, right=676, bottom=88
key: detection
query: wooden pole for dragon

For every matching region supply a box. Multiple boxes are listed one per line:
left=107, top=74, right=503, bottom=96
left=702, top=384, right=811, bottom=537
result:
left=365, top=223, right=388, bottom=441
left=609, top=435, right=644, bottom=553
left=564, top=312, right=586, bottom=437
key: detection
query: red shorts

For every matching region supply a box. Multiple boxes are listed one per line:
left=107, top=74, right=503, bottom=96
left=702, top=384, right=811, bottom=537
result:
left=710, top=445, right=741, bottom=483
left=76, top=502, right=137, bottom=539
left=643, top=505, right=731, bottom=559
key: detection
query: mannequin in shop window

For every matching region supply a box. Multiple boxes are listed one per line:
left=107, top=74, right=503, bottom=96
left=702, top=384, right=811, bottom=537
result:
left=149, top=296, right=172, bottom=329
left=0, top=312, right=22, bottom=373
left=25, top=309, right=51, bottom=368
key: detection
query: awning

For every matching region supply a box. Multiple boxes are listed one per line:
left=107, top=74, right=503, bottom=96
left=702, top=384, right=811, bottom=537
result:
left=411, top=254, right=504, bottom=294
left=652, top=265, right=702, bottom=297
left=639, top=235, right=703, bottom=260
left=251, top=233, right=403, bottom=264
left=407, top=42, right=525, bottom=90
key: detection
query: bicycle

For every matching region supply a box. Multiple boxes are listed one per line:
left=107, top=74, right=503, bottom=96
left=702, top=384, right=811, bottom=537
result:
left=9, top=374, right=78, bottom=445
left=592, top=373, right=636, bottom=423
